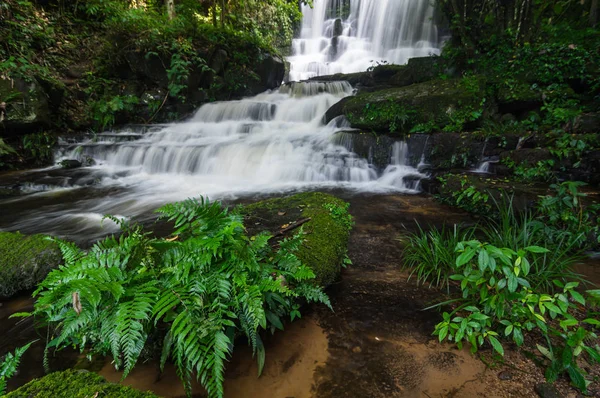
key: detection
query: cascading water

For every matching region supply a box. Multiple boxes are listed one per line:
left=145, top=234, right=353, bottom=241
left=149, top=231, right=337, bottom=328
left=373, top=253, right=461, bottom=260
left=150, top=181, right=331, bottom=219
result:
left=0, top=1, right=436, bottom=241
left=288, top=0, right=440, bottom=81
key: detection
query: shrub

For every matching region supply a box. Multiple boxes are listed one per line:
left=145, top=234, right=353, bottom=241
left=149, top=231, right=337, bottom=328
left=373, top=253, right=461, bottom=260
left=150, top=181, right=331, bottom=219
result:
left=0, top=342, right=34, bottom=396
left=18, top=198, right=331, bottom=398
left=432, top=240, right=600, bottom=392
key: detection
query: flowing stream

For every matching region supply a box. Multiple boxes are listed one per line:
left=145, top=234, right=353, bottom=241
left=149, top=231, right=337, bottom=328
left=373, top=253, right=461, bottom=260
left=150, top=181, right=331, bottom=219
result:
left=0, top=0, right=438, bottom=243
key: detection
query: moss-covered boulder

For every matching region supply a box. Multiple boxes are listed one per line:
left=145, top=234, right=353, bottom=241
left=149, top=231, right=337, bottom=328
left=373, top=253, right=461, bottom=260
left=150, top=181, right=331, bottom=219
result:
left=0, top=77, right=51, bottom=135
left=244, top=192, right=352, bottom=288
left=335, top=77, right=487, bottom=133
left=4, top=370, right=159, bottom=398
left=0, top=232, right=62, bottom=298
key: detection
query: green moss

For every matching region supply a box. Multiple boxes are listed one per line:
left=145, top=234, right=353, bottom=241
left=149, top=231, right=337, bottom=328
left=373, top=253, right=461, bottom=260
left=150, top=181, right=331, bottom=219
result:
left=4, top=370, right=160, bottom=398
left=0, top=232, right=62, bottom=298
left=342, top=77, right=486, bottom=133
left=243, top=192, right=352, bottom=288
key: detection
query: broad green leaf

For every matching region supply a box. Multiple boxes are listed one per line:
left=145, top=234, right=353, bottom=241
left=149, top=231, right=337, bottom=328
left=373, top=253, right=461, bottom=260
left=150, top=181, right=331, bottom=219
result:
left=524, top=246, right=549, bottom=254
left=488, top=336, right=504, bottom=356
left=456, top=248, right=476, bottom=267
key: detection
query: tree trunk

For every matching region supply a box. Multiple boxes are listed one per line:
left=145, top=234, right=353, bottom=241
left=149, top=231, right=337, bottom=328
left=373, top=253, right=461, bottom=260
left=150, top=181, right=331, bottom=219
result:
left=165, top=0, right=175, bottom=20
left=220, top=0, right=226, bottom=28
left=591, top=0, right=598, bottom=27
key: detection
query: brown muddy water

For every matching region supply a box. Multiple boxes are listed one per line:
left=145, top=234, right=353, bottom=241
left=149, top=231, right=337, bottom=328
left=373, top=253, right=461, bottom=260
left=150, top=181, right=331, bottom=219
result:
left=2, top=193, right=599, bottom=397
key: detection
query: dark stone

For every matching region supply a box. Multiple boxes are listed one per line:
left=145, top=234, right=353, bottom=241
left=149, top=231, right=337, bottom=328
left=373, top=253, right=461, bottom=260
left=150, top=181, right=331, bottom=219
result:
left=389, top=56, right=443, bottom=87
left=210, top=49, right=229, bottom=76
left=497, top=370, right=513, bottom=380
left=333, top=18, right=343, bottom=37
left=324, top=96, right=353, bottom=125
left=124, top=51, right=168, bottom=87
left=572, top=112, right=600, bottom=133
left=60, top=159, right=82, bottom=169
left=534, top=383, right=563, bottom=398
left=256, top=53, right=286, bottom=92
left=496, top=81, right=543, bottom=114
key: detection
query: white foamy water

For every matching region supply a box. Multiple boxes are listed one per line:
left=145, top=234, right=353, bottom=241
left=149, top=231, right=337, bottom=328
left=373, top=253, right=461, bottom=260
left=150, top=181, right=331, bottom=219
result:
left=288, top=0, right=440, bottom=81
left=0, top=1, right=438, bottom=241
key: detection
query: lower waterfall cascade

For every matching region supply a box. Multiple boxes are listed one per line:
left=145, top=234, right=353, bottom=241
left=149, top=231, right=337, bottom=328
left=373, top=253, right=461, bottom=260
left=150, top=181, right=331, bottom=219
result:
left=0, top=0, right=439, bottom=241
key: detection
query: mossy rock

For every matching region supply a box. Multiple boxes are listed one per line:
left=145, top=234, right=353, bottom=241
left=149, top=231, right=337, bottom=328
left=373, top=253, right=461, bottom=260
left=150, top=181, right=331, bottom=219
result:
left=243, top=192, right=351, bottom=288
left=340, top=77, right=487, bottom=133
left=4, top=370, right=160, bottom=398
left=0, top=77, right=51, bottom=135
left=0, top=231, right=62, bottom=298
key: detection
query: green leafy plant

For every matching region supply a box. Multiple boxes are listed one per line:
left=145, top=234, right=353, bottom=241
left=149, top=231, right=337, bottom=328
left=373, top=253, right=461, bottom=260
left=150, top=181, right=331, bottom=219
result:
left=432, top=241, right=600, bottom=392
left=324, top=202, right=353, bottom=232
left=537, top=181, right=600, bottom=250
left=88, top=94, right=139, bottom=130
left=17, top=198, right=331, bottom=398
left=0, top=341, right=36, bottom=396
left=22, top=132, right=56, bottom=165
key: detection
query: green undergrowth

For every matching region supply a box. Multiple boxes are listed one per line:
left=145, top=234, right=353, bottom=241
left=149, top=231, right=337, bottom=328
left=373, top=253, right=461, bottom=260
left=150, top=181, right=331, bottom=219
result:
left=243, top=192, right=353, bottom=288
left=0, top=231, right=62, bottom=298
left=4, top=369, right=159, bottom=398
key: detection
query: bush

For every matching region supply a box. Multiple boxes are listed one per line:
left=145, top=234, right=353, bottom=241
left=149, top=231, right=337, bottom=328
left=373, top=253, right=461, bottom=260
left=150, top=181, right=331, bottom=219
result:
left=0, top=232, right=62, bottom=298
left=432, top=240, right=600, bottom=392
left=20, top=198, right=331, bottom=398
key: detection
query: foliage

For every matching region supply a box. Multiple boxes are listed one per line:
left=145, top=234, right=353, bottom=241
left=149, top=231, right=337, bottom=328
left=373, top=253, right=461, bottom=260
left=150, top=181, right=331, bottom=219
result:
left=432, top=240, right=600, bottom=392
left=436, top=175, right=492, bottom=215
left=4, top=369, right=160, bottom=398
left=349, top=101, right=417, bottom=134
left=21, top=132, right=56, bottom=165
left=88, top=94, right=139, bottom=130
left=537, top=181, right=600, bottom=250
left=0, top=341, right=35, bottom=396
left=19, top=198, right=331, bottom=398
left=401, top=223, right=474, bottom=292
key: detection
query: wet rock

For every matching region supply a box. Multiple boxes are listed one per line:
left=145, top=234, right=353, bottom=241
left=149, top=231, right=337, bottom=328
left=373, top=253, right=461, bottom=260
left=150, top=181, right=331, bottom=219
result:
left=534, top=383, right=563, bottom=398
left=333, top=18, right=343, bottom=37
left=60, top=159, right=82, bottom=169
left=210, top=49, right=229, bottom=76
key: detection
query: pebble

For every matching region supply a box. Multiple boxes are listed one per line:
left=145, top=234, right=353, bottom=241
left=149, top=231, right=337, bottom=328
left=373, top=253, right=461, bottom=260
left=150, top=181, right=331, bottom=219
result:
left=498, top=370, right=513, bottom=380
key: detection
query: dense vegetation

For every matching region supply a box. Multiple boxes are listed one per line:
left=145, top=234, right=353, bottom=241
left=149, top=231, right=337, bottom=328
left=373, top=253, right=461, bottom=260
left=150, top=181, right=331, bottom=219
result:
left=7, top=195, right=351, bottom=398
left=403, top=184, right=600, bottom=392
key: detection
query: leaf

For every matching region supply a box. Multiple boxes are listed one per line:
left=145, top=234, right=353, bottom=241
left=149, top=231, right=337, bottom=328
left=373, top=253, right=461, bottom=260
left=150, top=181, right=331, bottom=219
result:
left=488, top=336, right=504, bottom=356
left=566, top=365, right=586, bottom=391
left=537, top=344, right=554, bottom=360
left=256, top=335, right=266, bottom=377
left=456, top=248, right=476, bottom=267
left=524, top=246, right=549, bottom=254
left=569, top=290, right=586, bottom=305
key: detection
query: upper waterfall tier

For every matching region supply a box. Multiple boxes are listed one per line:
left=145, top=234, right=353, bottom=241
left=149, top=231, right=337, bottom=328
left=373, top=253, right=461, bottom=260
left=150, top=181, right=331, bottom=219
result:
left=288, top=0, right=440, bottom=81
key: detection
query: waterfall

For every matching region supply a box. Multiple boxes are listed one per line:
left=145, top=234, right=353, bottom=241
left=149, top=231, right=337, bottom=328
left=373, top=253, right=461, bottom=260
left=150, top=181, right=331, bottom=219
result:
left=288, top=0, right=440, bottom=81
left=1, top=2, right=437, bottom=241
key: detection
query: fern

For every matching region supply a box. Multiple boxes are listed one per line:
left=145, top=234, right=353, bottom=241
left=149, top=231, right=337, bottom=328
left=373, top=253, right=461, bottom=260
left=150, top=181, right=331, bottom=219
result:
left=0, top=341, right=36, bottom=396
left=19, top=198, right=331, bottom=398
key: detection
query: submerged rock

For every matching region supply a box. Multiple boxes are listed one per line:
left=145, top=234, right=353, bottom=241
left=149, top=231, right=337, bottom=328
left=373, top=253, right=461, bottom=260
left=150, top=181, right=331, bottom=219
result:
left=0, top=231, right=62, bottom=298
